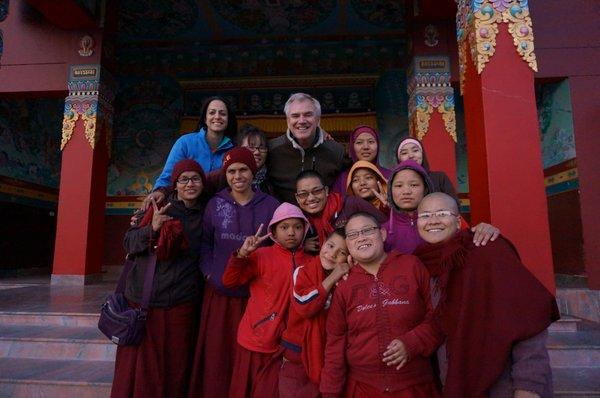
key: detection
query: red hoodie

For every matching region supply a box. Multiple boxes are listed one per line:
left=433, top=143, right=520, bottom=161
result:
left=320, top=251, right=443, bottom=397
left=223, top=243, right=313, bottom=354
left=282, top=257, right=331, bottom=384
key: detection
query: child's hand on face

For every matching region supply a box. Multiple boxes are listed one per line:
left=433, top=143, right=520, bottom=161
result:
left=330, top=262, right=351, bottom=282
left=237, top=224, right=270, bottom=258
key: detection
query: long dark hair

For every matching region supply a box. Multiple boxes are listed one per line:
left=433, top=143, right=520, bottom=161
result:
left=197, top=96, right=238, bottom=140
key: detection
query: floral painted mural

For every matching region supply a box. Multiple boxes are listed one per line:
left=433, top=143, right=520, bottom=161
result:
left=536, top=80, right=576, bottom=169
left=0, top=98, right=63, bottom=188
left=107, top=75, right=184, bottom=195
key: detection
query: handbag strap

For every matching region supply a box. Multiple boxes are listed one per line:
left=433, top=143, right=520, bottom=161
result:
left=114, top=253, right=157, bottom=312
left=115, top=255, right=136, bottom=294
left=139, top=254, right=157, bottom=311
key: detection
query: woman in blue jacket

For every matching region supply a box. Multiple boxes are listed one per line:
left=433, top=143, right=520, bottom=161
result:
left=145, top=96, right=238, bottom=206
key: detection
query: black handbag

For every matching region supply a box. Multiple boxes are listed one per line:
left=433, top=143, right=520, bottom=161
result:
left=98, top=254, right=156, bottom=346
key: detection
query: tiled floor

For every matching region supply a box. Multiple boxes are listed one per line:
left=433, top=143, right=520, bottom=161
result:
left=0, top=279, right=114, bottom=315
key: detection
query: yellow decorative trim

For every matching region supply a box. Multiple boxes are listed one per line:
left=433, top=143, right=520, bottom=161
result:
left=504, top=5, right=537, bottom=72
left=438, top=103, right=457, bottom=143
left=411, top=102, right=434, bottom=141
left=457, top=0, right=538, bottom=93
left=544, top=168, right=578, bottom=187
left=61, top=105, right=78, bottom=150
left=60, top=97, right=98, bottom=151
left=472, top=6, right=502, bottom=74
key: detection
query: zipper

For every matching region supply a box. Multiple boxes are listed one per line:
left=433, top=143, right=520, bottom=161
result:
left=291, top=250, right=297, bottom=270
left=105, top=301, right=131, bottom=321
left=252, top=311, right=277, bottom=328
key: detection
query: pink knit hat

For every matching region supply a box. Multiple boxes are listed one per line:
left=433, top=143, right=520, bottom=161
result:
left=268, top=202, right=310, bottom=241
left=396, top=138, right=423, bottom=162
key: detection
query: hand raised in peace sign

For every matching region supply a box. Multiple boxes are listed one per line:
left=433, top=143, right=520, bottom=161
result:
left=237, top=224, right=270, bottom=258
left=371, top=181, right=389, bottom=208
left=151, top=198, right=173, bottom=232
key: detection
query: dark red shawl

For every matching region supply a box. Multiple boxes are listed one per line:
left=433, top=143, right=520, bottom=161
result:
left=306, top=192, right=344, bottom=245
left=414, top=230, right=559, bottom=398
left=138, top=205, right=188, bottom=261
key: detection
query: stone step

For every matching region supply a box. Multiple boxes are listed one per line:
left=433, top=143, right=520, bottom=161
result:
left=0, top=311, right=100, bottom=328
left=548, top=330, right=600, bottom=368
left=550, top=316, right=584, bottom=332
left=553, top=367, right=600, bottom=396
left=0, top=324, right=116, bottom=361
left=0, top=357, right=113, bottom=398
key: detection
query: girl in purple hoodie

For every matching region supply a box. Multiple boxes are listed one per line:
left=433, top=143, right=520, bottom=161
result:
left=188, top=147, right=279, bottom=398
left=384, top=160, right=500, bottom=254
left=331, top=125, right=391, bottom=194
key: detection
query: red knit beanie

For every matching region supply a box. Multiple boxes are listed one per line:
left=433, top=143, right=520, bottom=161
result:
left=222, top=147, right=257, bottom=175
left=171, top=159, right=206, bottom=189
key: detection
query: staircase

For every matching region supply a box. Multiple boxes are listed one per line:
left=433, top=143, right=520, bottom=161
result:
left=549, top=316, right=600, bottom=397
left=0, top=280, right=598, bottom=397
left=0, top=282, right=115, bottom=398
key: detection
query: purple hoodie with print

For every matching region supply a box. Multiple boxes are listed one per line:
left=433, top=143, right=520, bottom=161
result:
left=331, top=125, right=391, bottom=194
left=383, top=160, right=434, bottom=254
left=200, top=188, right=279, bottom=297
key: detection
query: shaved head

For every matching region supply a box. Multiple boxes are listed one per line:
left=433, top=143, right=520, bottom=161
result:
left=418, top=192, right=458, bottom=214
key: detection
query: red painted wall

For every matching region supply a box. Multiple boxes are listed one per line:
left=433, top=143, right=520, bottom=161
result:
left=0, top=0, right=102, bottom=94
left=547, top=190, right=585, bottom=275
left=531, top=0, right=600, bottom=288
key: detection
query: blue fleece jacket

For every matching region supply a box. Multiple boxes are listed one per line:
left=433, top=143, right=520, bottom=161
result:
left=153, top=128, right=234, bottom=190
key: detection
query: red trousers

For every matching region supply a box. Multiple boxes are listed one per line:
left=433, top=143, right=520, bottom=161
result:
left=345, top=379, right=441, bottom=398
left=279, top=349, right=320, bottom=398
left=229, top=345, right=283, bottom=398
left=188, top=285, right=247, bottom=398
left=111, top=301, right=197, bottom=398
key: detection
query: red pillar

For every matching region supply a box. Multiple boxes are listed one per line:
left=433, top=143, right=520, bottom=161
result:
left=407, top=56, right=458, bottom=185
left=457, top=2, right=555, bottom=292
left=51, top=65, right=115, bottom=285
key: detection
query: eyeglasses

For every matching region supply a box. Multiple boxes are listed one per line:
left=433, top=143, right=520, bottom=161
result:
left=177, top=176, right=203, bottom=185
left=346, top=226, right=379, bottom=241
left=245, top=145, right=268, bottom=153
left=295, top=186, right=326, bottom=200
left=417, top=210, right=458, bottom=220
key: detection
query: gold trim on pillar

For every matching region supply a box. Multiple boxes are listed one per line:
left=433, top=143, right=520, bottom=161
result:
left=456, top=0, right=538, bottom=92
left=61, top=65, right=116, bottom=153
left=407, top=56, right=457, bottom=142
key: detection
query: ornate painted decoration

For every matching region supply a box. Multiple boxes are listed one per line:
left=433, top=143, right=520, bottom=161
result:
left=424, top=24, right=439, bottom=47
left=456, top=0, right=537, bottom=92
left=407, top=56, right=457, bottom=142
left=0, top=0, right=8, bottom=22
left=78, top=35, right=94, bottom=57
left=211, top=1, right=336, bottom=35
left=351, top=0, right=406, bottom=29
left=61, top=65, right=115, bottom=152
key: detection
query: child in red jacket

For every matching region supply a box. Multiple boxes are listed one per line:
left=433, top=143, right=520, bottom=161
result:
left=320, top=212, right=443, bottom=398
left=223, top=202, right=314, bottom=398
left=279, top=229, right=351, bottom=398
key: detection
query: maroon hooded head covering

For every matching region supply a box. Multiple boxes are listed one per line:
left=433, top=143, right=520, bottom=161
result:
left=349, top=125, right=381, bottom=163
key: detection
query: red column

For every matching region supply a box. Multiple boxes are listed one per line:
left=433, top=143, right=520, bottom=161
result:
left=407, top=56, right=457, bottom=185
left=51, top=65, right=115, bottom=285
left=457, top=1, right=555, bottom=292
